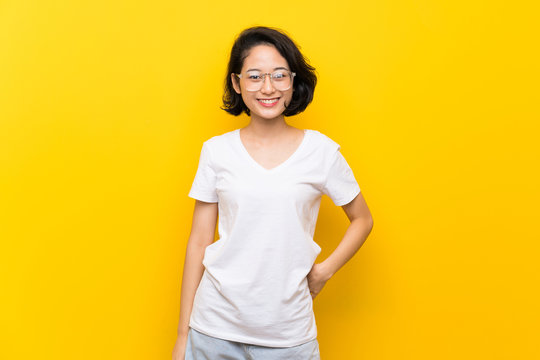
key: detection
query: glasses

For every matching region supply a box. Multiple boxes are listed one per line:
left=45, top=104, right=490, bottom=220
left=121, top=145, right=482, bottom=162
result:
left=234, top=70, right=296, bottom=92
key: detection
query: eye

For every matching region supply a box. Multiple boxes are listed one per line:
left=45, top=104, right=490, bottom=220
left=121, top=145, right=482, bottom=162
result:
left=247, top=73, right=263, bottom=81
left=272, top=71, right=288, bottom=80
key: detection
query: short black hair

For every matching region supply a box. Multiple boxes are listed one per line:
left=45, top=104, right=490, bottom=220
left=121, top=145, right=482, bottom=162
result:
left=221, top=26, right=317, bottom=117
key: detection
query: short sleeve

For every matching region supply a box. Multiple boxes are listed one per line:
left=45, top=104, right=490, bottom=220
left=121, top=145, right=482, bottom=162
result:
left=188, top=142, right=218, bottom=203
left=322, top=149, right=361, bottom=206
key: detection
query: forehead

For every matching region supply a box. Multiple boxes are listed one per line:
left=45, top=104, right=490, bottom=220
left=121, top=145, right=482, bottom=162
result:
left=242, top=44, right=289, bottom=71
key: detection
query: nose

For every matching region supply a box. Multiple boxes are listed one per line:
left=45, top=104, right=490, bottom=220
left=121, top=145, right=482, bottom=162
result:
left=260, top=74, right=275, bottom=94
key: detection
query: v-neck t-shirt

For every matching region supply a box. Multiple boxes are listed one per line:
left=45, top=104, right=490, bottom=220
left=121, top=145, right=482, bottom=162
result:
left=187, top=128, right=361, bottom=347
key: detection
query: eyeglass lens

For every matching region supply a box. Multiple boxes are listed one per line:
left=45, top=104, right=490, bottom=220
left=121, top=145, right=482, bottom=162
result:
left=243, top=71, right=293, bottom=91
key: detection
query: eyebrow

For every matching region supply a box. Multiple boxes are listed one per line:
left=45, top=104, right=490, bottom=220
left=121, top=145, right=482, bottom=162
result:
left=246, top=67, right=289, bottom=72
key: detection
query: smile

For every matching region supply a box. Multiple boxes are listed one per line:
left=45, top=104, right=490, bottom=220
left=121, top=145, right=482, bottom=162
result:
left=257, top=98, right=280, bottom=107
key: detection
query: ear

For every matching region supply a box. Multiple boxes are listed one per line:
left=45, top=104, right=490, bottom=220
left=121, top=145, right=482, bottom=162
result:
left=231, top=73, right=241, bottom=94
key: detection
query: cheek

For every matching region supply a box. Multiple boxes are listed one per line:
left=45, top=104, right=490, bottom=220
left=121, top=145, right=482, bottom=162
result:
left=283, top=91, right=294, bottom=104
left=241, top=93, right=253, bottom=105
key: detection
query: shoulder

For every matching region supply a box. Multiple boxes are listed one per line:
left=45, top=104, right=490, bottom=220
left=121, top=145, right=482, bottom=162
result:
left=306, top=129, right=341, bottom=153
left=200, top=129, right=238, bottom=151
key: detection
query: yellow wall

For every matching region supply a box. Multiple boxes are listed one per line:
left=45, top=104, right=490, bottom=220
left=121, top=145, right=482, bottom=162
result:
left=1, top=0, right=538, bottom=358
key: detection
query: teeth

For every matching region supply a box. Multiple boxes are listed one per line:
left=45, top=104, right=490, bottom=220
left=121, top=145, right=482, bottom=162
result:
left=259, top=99, right=278, bottom=104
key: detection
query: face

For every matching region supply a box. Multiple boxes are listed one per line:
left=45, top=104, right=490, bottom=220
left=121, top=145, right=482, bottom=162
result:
left=231, top=44, right=294, bottom=122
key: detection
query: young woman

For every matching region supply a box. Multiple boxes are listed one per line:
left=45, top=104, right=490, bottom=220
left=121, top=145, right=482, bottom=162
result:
left=172, top=26, right=373, bottom=360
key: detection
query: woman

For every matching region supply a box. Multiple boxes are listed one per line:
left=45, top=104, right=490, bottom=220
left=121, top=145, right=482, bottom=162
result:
left=173, top=26, right=373, bottom=360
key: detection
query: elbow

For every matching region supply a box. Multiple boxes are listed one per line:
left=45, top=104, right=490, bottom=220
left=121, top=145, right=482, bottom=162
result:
left=362, top=215, right=374, bottom=232
left=367, top=216, right=374, bottom=231
left=351, top=215, right=373, bottom=230
left=188, top=232, right=216, bottom=249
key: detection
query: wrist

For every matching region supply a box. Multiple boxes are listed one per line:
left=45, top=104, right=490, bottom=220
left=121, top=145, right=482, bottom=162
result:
left=318, top=261, right=335, bottom=281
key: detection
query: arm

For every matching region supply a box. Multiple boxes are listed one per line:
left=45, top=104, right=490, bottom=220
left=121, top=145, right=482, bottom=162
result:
left=176, top=200, right=218, bottom=338
left=307, top=192, right=374, bottom=298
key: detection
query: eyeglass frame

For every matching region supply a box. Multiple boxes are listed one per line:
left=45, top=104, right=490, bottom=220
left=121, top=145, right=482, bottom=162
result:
left=233, top=70, right=297, bottom=92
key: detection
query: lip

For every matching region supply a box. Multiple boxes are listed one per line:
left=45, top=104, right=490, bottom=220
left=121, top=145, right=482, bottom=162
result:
left=257, top=97, right=280, bottom=107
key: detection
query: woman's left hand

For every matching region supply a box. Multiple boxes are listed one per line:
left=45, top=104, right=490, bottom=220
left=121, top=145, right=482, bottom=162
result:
left=307, top=262, right=333, bottom=300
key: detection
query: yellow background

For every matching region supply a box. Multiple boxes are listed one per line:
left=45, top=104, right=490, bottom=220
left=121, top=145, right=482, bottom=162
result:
left=1, top=0, right=538, bottom=358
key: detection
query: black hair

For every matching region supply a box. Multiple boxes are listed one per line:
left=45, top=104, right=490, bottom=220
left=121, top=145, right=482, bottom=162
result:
left=221, top=26, right=317, bottom=117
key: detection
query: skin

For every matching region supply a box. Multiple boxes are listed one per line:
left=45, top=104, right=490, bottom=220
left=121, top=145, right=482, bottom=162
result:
left=232, top=44, right=303, bottom=166
left=172, top=44, right=374, bottom=360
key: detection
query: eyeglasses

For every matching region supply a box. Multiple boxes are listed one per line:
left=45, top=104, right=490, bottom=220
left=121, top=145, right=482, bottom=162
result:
left=234, top=70, right=296, bottom=92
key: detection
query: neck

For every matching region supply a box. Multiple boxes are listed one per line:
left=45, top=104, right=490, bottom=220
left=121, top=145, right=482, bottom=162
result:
left=244, top=115, right=291, bottom=139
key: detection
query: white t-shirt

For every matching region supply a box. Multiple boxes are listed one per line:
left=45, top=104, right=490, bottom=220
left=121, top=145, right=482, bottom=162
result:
left=187, top=128, right=361, bottom=347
